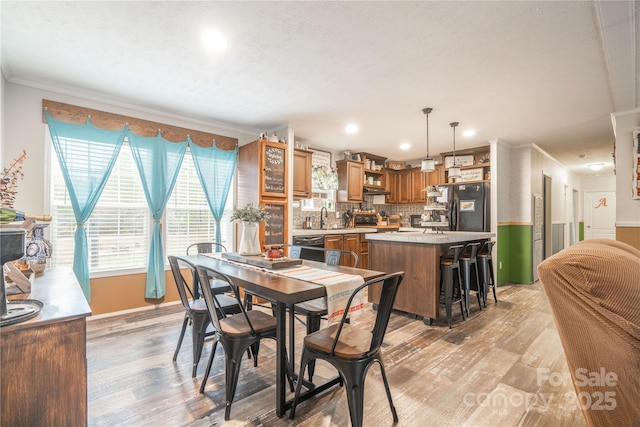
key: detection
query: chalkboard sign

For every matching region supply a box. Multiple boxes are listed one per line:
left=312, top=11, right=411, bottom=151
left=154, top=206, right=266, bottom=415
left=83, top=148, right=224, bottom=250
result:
left=264, top=144, right=286, bottom=196
left=264, top=202, right=285, bottom=246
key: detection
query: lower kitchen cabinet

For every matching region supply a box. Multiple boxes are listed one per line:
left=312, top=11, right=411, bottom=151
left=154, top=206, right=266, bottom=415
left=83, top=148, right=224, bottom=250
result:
left=324, top=233, right=363, bottom=267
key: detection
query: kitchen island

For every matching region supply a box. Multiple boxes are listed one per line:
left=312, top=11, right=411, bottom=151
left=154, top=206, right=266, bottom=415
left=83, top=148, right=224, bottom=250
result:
left=366, top=230, right=495, bottom=324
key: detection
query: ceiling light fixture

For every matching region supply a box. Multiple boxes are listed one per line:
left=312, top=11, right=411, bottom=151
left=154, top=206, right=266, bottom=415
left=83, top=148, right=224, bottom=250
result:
left=449, top=121, right=461, bottom=179
left=462, top=129, right=476, bottom=137
left=400, top=142, right=411, bottom=150
left=587, top=163, right=605, bottom=171
left=345, top=123, right=359, bottom=134
left=420, top=107, right=435, bottom=172
left=201, top=30, right=228, bottom=51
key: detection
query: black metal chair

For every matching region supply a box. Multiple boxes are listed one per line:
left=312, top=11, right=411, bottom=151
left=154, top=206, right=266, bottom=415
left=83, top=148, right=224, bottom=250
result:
left=459, top=242, right=483, bottom=316
left=477, top=240, right=497, bottom=306
left=186, top=242, right=231, bottom=297
left=289, top=272, right=404, bottom=427
left=195, top=264, right=278, bottom=420
left=440, top=244, right=466, bottom=328
left=285, top=244, right=359, bottom=381
left=168, top=256, right=241, bottom=377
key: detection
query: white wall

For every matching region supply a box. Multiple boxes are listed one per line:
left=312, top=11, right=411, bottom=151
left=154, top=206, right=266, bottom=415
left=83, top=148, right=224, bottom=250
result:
left=612, top=109, right=640, bottom=227
left=3, top=82, right=257, bottom=216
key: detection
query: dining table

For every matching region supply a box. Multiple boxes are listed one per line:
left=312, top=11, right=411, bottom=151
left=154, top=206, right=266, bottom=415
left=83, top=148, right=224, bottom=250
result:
left=186, top=253, right=385, bottom=417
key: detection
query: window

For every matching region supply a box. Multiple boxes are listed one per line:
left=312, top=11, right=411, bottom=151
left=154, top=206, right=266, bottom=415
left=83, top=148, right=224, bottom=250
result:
left=165, top=148, right=234, bottom=256
left=50, top=140, right=234, bottom=274
left=50, top=141, right=150, bottom=272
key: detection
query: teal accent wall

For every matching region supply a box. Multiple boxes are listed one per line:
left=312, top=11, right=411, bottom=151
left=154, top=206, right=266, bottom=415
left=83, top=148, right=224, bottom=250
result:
left=497, top=224, right=534, bottom=285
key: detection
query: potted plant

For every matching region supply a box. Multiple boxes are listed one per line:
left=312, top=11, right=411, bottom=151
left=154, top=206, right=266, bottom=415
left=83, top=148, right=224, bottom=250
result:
left=231, top=203, right=270, bottom=255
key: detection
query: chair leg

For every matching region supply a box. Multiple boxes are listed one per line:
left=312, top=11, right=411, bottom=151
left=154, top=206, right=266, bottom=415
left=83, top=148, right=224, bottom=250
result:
left=289, top=348, right=312, bottom=420
left=342, top=362, right=368, bottom=427
left=460, top=260, right=471, bottom=317
left=376, top=358, right=398, bottom=423
left=199, top=338, right=219, bottom=393
left=473, top=261, right=482, bottom=311
left=442, top=266, right=454, bottom=328
left=455, top=268, right=465, bottom=322
left=250, top=341, right=260, bottom=367
left=306, top=314, right=322, bottom=382
left=489, top=258, right=497, bottom=303
left=191, top=315, right=211, bottom=378
left=173, top=315, right=189, bottom=361
left=478, top=257, right=488, bottom=308
left=223, top=339, right=255, bottom=420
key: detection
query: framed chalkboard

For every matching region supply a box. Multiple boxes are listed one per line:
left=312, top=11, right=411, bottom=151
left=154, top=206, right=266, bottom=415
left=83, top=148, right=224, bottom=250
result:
left=262, top=141, right=287, bottom=198
left=263, top=201, right=287, bottom=246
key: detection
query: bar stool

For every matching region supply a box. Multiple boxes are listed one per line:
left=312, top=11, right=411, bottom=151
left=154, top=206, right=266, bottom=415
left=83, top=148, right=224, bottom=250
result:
left=440, top=244, right=465, bottom=328
left=477, top=240, right=497, bottom=307
left=459, top=242, right=482, bottom=317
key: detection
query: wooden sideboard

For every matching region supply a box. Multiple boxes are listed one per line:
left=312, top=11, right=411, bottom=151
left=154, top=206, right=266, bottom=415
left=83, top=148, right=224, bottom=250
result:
left=1, top=267, right=92, bottom=426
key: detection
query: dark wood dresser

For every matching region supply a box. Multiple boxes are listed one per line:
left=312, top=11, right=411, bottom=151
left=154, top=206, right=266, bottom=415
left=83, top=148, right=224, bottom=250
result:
left=1, top=267, right=92, bottom=426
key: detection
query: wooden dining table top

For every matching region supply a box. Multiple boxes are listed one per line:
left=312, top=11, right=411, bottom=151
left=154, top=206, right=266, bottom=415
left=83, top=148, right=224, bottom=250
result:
left=185, top=254, right=385, bottom=304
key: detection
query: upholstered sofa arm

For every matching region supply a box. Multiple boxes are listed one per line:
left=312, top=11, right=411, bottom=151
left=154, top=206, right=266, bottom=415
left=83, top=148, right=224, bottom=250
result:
left=537, top=239, right=640, bottom=427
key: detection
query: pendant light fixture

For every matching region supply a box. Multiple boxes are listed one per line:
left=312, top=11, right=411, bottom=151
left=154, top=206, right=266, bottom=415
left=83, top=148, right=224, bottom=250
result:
left=449, top=121, right=461, bottom=179
left=420, top=107, right=435, bottom=172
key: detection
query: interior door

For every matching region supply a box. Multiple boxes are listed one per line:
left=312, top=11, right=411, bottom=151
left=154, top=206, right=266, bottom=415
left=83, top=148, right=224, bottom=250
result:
left=584, top=190, right=616, bottom=239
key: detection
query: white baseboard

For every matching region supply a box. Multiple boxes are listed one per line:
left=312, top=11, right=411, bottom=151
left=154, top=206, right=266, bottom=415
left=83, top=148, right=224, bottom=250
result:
left=87, top=300, right=182, bottom=321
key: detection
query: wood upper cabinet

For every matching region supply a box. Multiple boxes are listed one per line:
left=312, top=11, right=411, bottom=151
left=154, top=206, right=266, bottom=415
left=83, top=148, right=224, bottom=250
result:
left=385, top=170, right=398, bottom=204
left=336, top=160, right=364, bottom=202
left=410, top=167, right=430, bottom=203
left=293, top=149, right=312, bottom=199
left=395, top=169, right=411, bottom=204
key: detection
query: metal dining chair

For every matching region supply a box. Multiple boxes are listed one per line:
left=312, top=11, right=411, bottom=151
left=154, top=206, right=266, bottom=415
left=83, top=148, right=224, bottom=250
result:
left=186, top=242, right=231, bottom=297
left=195, top=264, right=279, bottom=420
left=168, top=256, right=241, bottom=377
left=289, top=272, right=405, bottom=427
left=284, top=244, right=359, bottom=381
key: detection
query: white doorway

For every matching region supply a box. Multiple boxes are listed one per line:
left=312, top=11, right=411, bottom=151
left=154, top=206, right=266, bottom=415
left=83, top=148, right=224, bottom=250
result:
left=584, top=190, right=616, bottom=240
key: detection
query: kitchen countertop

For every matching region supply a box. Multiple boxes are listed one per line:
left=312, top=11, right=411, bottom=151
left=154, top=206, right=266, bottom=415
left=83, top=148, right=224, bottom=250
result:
left=365, top=230, right=495, bottom=244
left=291, top=227, right=377, bottom=236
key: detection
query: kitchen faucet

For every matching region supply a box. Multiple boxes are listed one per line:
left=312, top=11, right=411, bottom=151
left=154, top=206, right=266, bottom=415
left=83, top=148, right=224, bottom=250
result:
left=320, top=207, right=327, bottom=229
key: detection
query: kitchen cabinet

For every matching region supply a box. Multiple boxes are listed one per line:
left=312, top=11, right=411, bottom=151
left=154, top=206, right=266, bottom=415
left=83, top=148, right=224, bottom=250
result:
left=336, top=160, right=364, bottom=202
left=238, top=138, right=288, bottom=250
left=293, top=148, right=312, bottom=199
left=385, top=170, right=398, bottom=204
left=385, top=169, right=410, bottom=204
left=324, top=233, right=362, bottom=267
left=410, top=167, right=430, bottom=202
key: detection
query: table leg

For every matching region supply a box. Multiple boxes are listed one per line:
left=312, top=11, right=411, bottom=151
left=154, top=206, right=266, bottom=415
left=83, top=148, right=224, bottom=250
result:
left=275, top=301, right=287, bottom=417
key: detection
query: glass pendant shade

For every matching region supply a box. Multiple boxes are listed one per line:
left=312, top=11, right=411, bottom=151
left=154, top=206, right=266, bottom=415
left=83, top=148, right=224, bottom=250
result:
left=421, top=158, right=435, bottom=172
left=449, top=165, right=461, bottom=178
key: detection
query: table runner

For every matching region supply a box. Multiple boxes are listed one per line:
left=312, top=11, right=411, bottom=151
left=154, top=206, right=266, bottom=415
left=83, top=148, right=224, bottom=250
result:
left=204, top=253, right=364, bottom=323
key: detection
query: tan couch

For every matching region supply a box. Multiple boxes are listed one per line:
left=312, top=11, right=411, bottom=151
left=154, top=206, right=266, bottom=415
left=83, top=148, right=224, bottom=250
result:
left=537, top=239, right=640, bottom=426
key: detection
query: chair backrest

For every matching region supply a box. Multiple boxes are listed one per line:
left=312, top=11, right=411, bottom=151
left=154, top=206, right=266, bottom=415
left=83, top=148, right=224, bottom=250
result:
left=186, top=242, right=227, bottom=255
left=195, top=264, right=256, bottom=336
left=478, top=240, right=495, bottom=257
left=168, top=255, right=199, bottom=310
left=330, top=272, right=404, bottom=356
left=285, top=244, right=359, bottom=268
left=462, top=242, right=481, bottom=260
left=442, top=244, right=464, bottom=264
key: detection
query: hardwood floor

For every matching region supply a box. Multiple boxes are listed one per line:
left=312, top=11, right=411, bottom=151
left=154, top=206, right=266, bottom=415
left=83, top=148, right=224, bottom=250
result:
left=86, top=282, right=586, bottom=426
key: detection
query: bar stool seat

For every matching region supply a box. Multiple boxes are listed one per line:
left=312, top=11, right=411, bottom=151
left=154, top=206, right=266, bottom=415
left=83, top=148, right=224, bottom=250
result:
left=440, top=244, right=465, bottom=328
left=477, top=240, right=497, bottom=307
left=459, top=242, right=483, bottom=317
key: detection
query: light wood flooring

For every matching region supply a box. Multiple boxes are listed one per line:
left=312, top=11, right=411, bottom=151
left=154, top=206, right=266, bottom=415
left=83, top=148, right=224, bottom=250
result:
left=86, top=282, right=586, bottom=427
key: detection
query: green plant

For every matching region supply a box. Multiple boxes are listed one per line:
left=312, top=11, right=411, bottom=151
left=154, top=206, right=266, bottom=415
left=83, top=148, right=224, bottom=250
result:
left=0, top=150, right=28, bottom=208
left=230, top=202, right=270, bottom=223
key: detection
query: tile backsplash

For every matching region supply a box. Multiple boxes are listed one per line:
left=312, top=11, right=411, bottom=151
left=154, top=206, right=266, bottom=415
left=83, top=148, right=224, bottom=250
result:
left=292, top=201, right=432, bottom=229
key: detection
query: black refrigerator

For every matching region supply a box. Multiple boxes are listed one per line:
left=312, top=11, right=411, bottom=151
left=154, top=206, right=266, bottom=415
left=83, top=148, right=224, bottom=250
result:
left=448, top=182, right=490, bottom=232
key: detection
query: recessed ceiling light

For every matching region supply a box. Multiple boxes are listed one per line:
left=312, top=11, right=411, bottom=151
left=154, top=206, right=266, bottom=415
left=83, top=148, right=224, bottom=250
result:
left=400, top=142, right=411, bottom=150
left=462, top=129, right=476, bottom=137
left=345, top=123, right=359, bottom=134
left=201, top=29, right=228, bottom=51
left=587, top=163, right=605, bottom=171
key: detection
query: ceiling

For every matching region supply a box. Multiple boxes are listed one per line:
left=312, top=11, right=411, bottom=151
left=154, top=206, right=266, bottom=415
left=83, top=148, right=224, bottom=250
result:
left=1, top=1, right=637, bottom=177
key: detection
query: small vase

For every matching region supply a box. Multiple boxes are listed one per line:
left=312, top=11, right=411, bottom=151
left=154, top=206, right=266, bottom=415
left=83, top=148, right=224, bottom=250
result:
left=238, top=221, right=261, bottom=256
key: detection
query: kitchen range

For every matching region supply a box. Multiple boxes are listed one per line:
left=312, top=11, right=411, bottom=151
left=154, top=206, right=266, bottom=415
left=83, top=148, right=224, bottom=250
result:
left=352, top=211, right=401, bottom=232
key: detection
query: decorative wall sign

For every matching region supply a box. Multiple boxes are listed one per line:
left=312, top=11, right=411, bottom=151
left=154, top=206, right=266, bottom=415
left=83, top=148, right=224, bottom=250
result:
left=309, top=148, right=332, bottom=169
left=457, top=168, right=484, bottom=182
left=444, top=155, right=474, bottom=168
left=263, top=145, right=285, bottom=195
